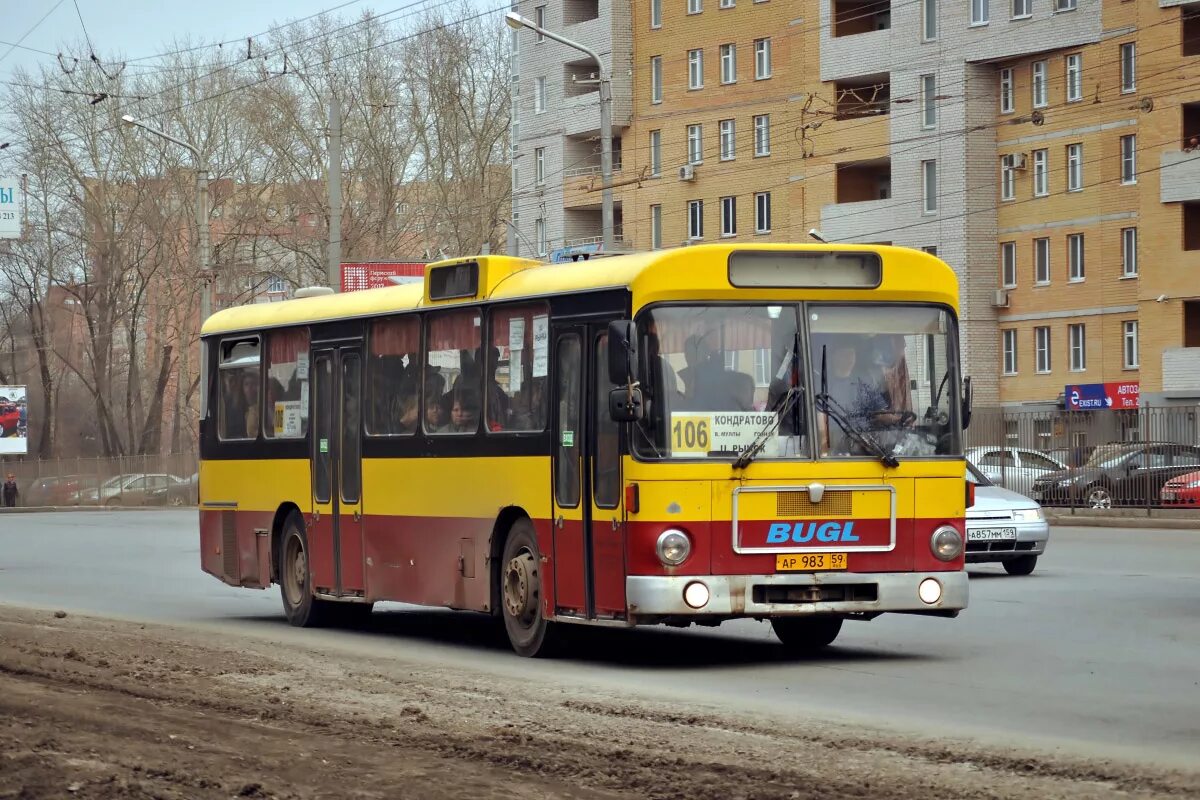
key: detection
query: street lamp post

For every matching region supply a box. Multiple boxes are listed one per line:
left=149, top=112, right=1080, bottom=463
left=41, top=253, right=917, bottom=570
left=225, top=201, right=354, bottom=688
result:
left=121, top=115, right=212, bottom=322
left=505, top=11, right=614, bottom=254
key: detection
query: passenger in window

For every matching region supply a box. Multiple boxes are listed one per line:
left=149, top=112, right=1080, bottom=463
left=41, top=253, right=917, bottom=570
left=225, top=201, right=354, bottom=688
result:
left=510, top=378, right=546, bottom=430
left=875, top=335, right=914, bottom=417
left=424, top=389, right=446, bottom=431
left=815, top=335, right=888, bottom=452
left=678, top=332, right=717, bottom=400
left=222, top=371, right=246, bottom=439
left=440, top=388, right=479, bottom=433
left=242, top=370, right=261, bottom=438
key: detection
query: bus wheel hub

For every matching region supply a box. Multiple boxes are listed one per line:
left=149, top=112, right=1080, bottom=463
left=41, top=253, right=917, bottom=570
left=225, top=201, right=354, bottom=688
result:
left=503, top=553, right=536, bottom=619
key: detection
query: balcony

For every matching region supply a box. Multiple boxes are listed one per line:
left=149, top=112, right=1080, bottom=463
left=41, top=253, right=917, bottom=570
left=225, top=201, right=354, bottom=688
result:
left=820, top=27, right=894, bottom=81
left=834, top=76, right=890, bottom=121
left=563, top=161, right=624, bottom=209
left=1162, top=348, right=1200, bottom=394
left=1160, top=151, right=1200, bottom=203
left=832, top=0, right=890, bottom=36
left=835, top=158, right=891, bottom=203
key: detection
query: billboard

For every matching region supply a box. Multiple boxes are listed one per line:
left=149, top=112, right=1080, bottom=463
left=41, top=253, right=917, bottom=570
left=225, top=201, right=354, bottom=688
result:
left=1065, top=381, right=1140, bottom=411
left=0, top=178, right=21, bottom=239
left=0, top=386, right=28, bottom=454
left=341, top=261, right=426, bottom=292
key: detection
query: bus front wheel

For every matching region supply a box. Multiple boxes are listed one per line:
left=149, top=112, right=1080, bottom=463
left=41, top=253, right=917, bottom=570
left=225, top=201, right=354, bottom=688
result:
left=771, top=616, right=843, bottom=653
left=280, top=511, right=337, bottom=627
left=500, top=517, right=557, bottom=657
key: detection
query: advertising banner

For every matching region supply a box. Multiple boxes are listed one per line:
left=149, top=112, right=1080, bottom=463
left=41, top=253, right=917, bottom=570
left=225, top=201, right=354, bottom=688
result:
left=0, top=178, right=21, bottom=239
left=0, top=386, right=28, bottom=454
left=1064, top=381, right=1139, bottom=411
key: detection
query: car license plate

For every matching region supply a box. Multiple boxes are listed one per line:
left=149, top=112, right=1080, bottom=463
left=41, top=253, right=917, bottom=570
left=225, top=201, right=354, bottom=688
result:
left=968, top=527, right=1018, bottom=541
left=1163, top=491, right=1177, bottom=501
left=776, top=553, right=848, bottom=572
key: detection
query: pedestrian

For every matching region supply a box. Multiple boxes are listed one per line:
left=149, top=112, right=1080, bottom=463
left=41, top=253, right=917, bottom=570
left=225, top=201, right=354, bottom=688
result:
left=2, top=473, right=18, bottom=508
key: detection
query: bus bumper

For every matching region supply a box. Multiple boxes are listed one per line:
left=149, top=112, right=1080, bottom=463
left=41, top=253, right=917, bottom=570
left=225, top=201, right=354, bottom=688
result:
left=625, top=571, right=968, bottom=619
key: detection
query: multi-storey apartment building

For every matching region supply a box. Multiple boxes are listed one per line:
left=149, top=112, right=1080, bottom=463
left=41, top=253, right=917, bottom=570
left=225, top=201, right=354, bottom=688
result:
left=509, top=0, right=634, bottom=260
left=513, top=0, right=1200, bottom=420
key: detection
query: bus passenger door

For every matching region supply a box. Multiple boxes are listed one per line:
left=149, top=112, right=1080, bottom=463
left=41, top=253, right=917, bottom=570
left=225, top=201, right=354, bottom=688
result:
left=309, top=345, right=366, bottom=598
left=589, top=330, right=626, bottom=619
left=551, top=332, right=587, bottom=615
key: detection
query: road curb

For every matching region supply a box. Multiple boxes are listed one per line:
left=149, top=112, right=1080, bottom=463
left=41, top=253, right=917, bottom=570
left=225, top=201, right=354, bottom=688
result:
left=0, top=506, right=189, bottom=514
left=1047, top=513, right=1199, bottom=530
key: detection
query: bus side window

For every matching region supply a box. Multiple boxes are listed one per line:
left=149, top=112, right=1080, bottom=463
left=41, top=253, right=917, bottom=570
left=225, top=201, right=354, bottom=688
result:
left=218, top=338, right=261, bottom=441
left=367, top=316, right=420, bottom=436
left=489, top=304, right=549, bottom=433
left=264, top=328, right=310, bottom=439
left=425, top=309, right=482, bottom=435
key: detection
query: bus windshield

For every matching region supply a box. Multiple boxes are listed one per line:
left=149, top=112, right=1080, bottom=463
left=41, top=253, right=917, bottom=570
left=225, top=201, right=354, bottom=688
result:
left=634, top=303, right=961, bottom=460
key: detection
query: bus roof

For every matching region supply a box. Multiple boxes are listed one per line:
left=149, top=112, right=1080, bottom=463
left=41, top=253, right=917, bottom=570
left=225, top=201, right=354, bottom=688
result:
left=200, top=243, right=958, bottom=337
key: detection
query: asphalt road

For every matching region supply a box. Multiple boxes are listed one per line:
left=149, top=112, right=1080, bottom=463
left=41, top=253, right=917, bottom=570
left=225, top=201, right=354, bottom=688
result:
left=2, top=510, right=1198, bottom=768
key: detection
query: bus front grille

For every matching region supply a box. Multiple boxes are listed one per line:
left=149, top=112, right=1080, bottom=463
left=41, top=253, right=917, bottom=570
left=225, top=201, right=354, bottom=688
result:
left=776, top=492, right=852, bottom=517
left=753, top=583, right=878, bottom=604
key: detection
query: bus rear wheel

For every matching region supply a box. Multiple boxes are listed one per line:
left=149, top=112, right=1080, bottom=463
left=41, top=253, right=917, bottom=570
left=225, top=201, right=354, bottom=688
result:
left=771, top=616, right=843, bottom=653
left=500, top=517, right=557, bottom=657
left=279, top=511, right=337, bottom=627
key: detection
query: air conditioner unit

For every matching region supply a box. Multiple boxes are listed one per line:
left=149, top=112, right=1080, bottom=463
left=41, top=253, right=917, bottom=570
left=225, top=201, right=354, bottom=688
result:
left=1012, top=152, right=1028, bottom=170
left=993, top=289, right=1010, bottom=308
left=679, top=164, right=696, bottom=181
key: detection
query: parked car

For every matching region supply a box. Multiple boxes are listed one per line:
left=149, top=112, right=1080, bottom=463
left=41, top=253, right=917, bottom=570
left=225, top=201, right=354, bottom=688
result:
left=1031, top=442, right=1200, bottom=508
left=966, top=461, right=1049, bottom=575
left=1161, top=470, right=1200, bottom=506
left=23, top=475, right=100, bottom=506
left=146, top=473, right=196, bottom=506
left=1044, top=445, right=1097, bottom=469
left=964, top=446, right=1067, bottom=497
left=78, top=473, right=186, bottom=507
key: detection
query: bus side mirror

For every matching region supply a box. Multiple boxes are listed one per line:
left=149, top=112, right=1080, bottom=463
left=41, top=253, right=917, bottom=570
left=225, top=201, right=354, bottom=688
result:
left=962, top=376, right=973, bottom=430
left=607, top=320, right=639, bottom=386
left=609, top=387, right=644, bottom=422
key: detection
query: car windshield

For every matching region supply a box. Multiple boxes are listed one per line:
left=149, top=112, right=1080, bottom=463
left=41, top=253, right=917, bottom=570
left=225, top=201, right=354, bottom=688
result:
left=632, top=303, right=962, bottom=460
left=100, top=476, right=126, bottom=490
left=1084, top=444, right=1135, bottom=469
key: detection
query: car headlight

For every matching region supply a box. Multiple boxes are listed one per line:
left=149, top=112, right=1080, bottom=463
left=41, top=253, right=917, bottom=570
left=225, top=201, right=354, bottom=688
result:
left=1012, top=508, right=1044, bottom=522
left=656, top=529, right=692, bottom=566
left=930, top=525, right=963, bottom=562
left=1056, top=478, right=1072, bottom=487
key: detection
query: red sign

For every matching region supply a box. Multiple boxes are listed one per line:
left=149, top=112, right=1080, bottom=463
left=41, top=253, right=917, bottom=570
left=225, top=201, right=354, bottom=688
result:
left=341, top=261, right=426, bottom=292
left=1065, top=381, right=1139, bottom=411
left=1107, top=381, right=1140, bottom=409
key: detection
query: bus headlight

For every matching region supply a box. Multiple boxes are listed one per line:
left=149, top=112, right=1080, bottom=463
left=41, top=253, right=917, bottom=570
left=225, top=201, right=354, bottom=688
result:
left=930, top=526, right=963, bottom=561
left=656, top=529, right=692, bottom=566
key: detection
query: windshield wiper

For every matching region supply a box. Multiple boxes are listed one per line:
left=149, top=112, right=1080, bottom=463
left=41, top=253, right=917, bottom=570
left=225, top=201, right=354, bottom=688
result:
left=817, top=344, right=899, bottom=468
left=732, top=386, right=800, bottom=469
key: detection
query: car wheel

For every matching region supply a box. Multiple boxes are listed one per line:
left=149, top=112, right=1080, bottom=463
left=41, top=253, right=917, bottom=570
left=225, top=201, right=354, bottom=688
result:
left=168, top=494, right=186, bottom=507
left=105, top=497, right=121, bottom=508
left=1003, top=555, right=1038, bottom=576
left=279, top=511, right=338, bottom=627
left=770, top=616, right=844, bottom=653
left=500, top=517, right=559, bottom=657
left=1086, top=485, right=1112, bottom=509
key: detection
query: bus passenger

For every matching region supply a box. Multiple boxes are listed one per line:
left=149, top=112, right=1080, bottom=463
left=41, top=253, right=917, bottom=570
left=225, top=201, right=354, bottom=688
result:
left=242, top=370, right=261, bottom=439
left=816, top=335, right=887, bottom=454
left=440, top=389, right=479, bottom=433
left=395, top=389, right=419, bottom=434
left=222, top=371, right=246, bottom=439
left=424, top=390, right=445, bottom=432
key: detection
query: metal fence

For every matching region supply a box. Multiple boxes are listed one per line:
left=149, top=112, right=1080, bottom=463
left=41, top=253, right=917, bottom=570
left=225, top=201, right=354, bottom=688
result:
left=2, top=452, right=198, bottom=508
left=966, top=406, right=1200, bottom=509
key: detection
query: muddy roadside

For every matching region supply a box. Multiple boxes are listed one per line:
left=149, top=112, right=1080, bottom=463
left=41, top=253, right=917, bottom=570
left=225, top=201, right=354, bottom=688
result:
left=0, top=607, right=1195, bottom=800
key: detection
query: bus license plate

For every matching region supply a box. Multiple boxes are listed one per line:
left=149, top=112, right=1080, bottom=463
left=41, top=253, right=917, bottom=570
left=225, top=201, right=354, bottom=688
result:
left=968, top=527, right=1018, bottom=541
left=776, top=553, right=847, bottom=572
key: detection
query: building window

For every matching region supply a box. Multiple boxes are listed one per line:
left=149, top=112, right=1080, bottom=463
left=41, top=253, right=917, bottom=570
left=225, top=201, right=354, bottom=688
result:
left=688, top=199, right=704, bottom=239
left=755, top=191, right=771, bottom=233
left=1121, top=134, right=1137, bottom=184
left=719, top=119, right=736, bottom=160
left=1001, top=241, right=1017, bottom=287
left=1034, top=237, right=1050, bottom=284
left=266, top=274, right=286, bottom=294
left=753, top=114, right=770, bottom=157
left=688, top=49, right=704, bottom=89
left=651, top=0, right=662, bottom=27
left=1122, top=227, right=1138, bottom=277
left=535, top=6, right=545, bottom=41
left=534, top=76, right=546, bottom=114
left=720, top=196, right=737, bottom=236
left=1068, top=233, right=1085, bottom=281
left=535, top=147, right=545, bottom=186
left=1033, top=148, right=1049, bottom=196
left=1066, top=143, right=1082, bottom=191
left=687, top=124, right=703, bottom=164
left=1035, top=327, right=1051, bottom=373
left=1032, top=60, right=1047, bottom=108
left=1002, top=329, right=1017, bottom=375
left=1069, top=323, right=1086, bottom=371
left=922, top=245, right=938, bottom=255
left=999, top=68, right=1014, bottom=113
left=649, top=130, right=662, bottom=176
left=536, top=218, right=547, bottom=257
left=720, top=43, right=737, bottom=84
left=971, top=0, right=989, bottom=25
left=1012, top=0, right=1030, bottom=17
left=1055, top=0, right=1076, bottom=10
left=921, top=74, right=936, bottom=129
left=1123, top=321, right=1139, bottom=368
left=1120, top=43, right=1136, bottom=94
left=720, top=0, right=735, bottom=7
left=688, top=0, right=702, bottom=12
left=754, top=38, right=772, bottom=79
left=1066, top=54, right=1082, bottom=103
left=650, top=204, right=662, bottom=249
left=922, top=0, right=937, bottom=40
left=1000, top=155, right=1016, bottom=200
left=922, top=160, right=937, bottom=213
left=650, top=56, right=663, bottom=103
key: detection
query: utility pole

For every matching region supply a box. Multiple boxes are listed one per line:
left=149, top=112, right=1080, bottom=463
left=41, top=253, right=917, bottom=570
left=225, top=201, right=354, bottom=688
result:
left=327, top=95, right=343, bottom=292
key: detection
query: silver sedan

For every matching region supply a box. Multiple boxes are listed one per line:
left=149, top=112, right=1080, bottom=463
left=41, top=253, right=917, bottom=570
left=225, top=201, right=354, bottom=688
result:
left=965, top=461, right=1050, bottom=575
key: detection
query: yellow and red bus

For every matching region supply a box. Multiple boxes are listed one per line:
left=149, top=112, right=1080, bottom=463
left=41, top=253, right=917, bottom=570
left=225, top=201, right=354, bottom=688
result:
left=199, top=244, right=971, bottom=656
